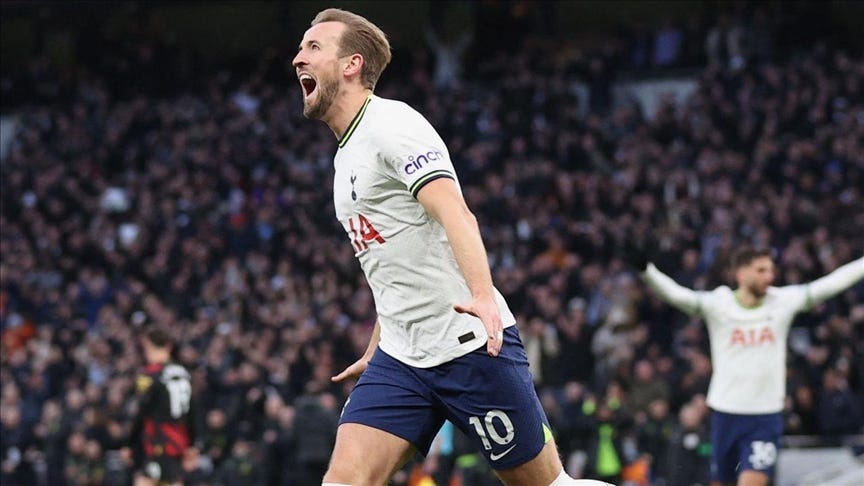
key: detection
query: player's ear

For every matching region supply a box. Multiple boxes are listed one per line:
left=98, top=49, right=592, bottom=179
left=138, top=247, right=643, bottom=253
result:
left=343, top=53, right=364, bottom=78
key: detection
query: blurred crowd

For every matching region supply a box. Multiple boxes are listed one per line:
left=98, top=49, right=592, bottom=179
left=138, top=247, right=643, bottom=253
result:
left=2, top=2, right=863, bottom=486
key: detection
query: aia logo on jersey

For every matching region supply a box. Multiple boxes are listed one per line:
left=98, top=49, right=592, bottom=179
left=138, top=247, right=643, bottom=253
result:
left=730, top=326, right=776, bottom=347
left=404, top=149, right=444, bottom=175
left=347, top=214, right=385, bottom=253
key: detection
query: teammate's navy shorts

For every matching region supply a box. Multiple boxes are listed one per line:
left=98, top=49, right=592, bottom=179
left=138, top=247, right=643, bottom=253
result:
left=710, top=410, right=783, bottom=482
left=340, top=326, right=552, bottom=470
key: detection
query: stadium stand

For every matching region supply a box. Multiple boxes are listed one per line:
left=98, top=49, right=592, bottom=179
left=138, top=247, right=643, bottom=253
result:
left=1, top=2, right=862, bottom=485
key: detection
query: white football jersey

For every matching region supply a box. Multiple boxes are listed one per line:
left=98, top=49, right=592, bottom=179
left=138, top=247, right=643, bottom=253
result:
left=332, top=95, right=516, bottom=368
left=642, top=257, right=864, bottom=414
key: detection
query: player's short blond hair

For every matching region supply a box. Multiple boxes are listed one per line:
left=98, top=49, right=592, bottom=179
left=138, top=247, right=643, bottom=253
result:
left=312, top=8, right=392, bottom=90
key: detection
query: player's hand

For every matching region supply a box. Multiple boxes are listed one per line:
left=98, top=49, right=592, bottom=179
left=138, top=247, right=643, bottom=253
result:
left=621, top=239, right=650, bottom=272
left=454, top=296, right=503, bottom=357
left=331, top=358, right=369, bottom=382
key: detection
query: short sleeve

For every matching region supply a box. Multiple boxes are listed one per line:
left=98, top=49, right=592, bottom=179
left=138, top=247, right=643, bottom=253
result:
left=377, top=107, right=457, bottom=198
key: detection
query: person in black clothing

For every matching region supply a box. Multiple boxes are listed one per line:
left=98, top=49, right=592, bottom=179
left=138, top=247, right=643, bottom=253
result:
left=291, top=388, right=338, bottom=486
left=121, top=329, right=199, bottom=486
left=213, top=438, right=262, bottom=486
left=665, top=402, right=710, bottom=486
left=1, top=405, right=37, bottom=486
left=817, top=368, right=863, bottom=437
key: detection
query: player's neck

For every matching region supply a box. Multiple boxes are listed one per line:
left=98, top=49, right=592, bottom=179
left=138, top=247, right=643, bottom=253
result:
left=148, top=351, right=171, bottom=364
left=734, top=288, right=763, bottom=308
left=326, top=87, right=373, bottom=140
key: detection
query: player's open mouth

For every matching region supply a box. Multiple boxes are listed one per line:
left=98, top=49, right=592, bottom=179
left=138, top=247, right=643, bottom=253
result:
left=299, top=73, right=317, bottom=98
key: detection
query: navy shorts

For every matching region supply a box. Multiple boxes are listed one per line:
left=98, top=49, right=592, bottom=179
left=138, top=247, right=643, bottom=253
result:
left=340, top=326, right=552, bottom=470
left=139, top=456, right=183, bottom=483
left=710, top=410, right=783, bottom=482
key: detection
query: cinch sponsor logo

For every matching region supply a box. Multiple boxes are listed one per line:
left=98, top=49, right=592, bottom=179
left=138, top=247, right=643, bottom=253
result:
left=404, top=150, right=444, bottom=175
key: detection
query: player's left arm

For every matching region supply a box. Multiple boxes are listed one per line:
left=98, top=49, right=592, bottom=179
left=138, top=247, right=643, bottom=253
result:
left=417, top=178, right=503, bottom=357
left=122, top=370, right=156, bottom=463
left=332, top=320, right=380, bottom=382
left=803, top=256, right=864, bottom=309
left=185, top=382, right=200, bottom=446
left=184, top=387, right=201, bottom=461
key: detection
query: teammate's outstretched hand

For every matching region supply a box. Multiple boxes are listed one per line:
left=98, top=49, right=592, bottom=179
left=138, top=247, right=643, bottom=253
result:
left=454, top=296, right=503, bottom=357
left=622, top=239, right=650, bottom=272
left=331, top=357, right=370, bottom=382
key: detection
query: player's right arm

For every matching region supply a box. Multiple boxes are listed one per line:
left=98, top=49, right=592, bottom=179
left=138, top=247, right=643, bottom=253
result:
left=641, top=263, right=703, bottom=316
left=332, top=320, right=380, bottom=382
left=121, top=369, right=157, bottom=463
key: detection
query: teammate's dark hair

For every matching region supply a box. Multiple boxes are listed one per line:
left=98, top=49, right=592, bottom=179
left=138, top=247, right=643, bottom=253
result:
left=144, top=328, right=173, bottom=349
left=731, top=247, right=773, bottom=269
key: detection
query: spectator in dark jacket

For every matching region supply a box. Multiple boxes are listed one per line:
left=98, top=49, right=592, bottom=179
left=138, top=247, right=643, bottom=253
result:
left=1, top=406, right=37, bottom=486
left=292, top=390, right=339, bottom=486
left=818, top=368, right=863, bottom=436
left=213, top=438, right=262, bottom=486
left=665, top=402, right=710, bottom=486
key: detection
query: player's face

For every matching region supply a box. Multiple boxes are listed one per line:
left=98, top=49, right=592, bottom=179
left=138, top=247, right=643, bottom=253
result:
left=293, top=22, right=346, bottom=120
left=737, top=256, right=775, bottom=297
left=141, top=337, right=157, bottom=364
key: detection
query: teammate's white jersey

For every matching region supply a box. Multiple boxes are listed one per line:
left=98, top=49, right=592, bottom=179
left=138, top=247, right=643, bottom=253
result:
left=332, top=95, right=516, bottom=368
left=642, top=257, right=864, bottom=414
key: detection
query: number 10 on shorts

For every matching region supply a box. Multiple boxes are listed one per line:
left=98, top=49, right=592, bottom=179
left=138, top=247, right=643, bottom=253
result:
left=468, top=410, right=515, bottom=450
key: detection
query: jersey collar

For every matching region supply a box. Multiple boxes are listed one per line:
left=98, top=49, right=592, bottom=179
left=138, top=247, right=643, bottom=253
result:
left=338, top=95, right=373, bottom=149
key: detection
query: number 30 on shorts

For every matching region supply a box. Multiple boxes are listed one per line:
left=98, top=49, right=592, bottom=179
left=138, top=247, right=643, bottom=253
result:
left=468, top=410, right=515, bottom=450
left=749, top=441, right=777, bottom=469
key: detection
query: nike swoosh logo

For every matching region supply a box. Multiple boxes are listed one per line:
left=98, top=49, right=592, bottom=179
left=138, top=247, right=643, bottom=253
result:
left=489, top=444, right=517, bottom=461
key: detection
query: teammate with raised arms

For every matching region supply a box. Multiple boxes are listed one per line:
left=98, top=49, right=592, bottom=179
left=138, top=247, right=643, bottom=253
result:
left=623, top=245, right=863, bottom=486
